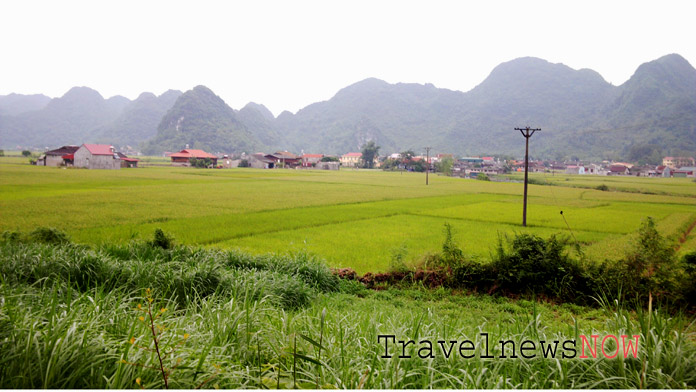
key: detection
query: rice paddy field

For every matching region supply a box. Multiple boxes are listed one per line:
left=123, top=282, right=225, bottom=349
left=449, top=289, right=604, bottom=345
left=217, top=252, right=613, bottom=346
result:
left=2, top=157, right=696, bottom=389
left=1, top=158, right=695, bottom=273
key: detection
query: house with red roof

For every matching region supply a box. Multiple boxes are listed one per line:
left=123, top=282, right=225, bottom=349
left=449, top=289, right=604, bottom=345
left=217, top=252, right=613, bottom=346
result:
left=340, top=152, right=362, bottom=167
left=169, top=149, right=218, bottom=167
left=302, top=154, right=324, bottom=167
left=265, top=151, right=301, bottom=168
left=74, top=144, right=123, bottom=169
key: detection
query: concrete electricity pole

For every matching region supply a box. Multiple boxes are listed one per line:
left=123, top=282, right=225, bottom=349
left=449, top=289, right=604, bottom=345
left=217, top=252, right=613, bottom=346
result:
left=425, top=147, right=431, bottom=185
left=514, top=127, right=541, bottom=226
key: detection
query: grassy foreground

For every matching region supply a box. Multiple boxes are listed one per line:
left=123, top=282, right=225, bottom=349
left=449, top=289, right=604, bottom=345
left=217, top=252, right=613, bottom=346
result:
left=1, top=238, right=695, bottom=389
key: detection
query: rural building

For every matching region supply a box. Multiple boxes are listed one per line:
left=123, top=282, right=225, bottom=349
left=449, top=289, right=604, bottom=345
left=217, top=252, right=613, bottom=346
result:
left=341, top=152, right=362, bottom=167
left=219, top=155, right=240, bottom=168
left=663, top=156, right=695, bottom=169
left=74, top=144, right=121, bottom=170
left=657, top=166, right=672, bottom=177
left=302, top=154, right=324, bottom=167
left=249, top=153, right=276, bottom=169
left=565, top=165, right=586, bottom=175
left=170, top=149, right=218, bottom=166
left=608, top=165, right=630, bottom=175
left=675, top=167, right=696, bottom=177
left=266, top=151, right=301, bottom=168
left=36, top=145, right=79, bottom=167
left=116, top=152, right=139, bottom=168
left=315, top=161, right=340, bottom=170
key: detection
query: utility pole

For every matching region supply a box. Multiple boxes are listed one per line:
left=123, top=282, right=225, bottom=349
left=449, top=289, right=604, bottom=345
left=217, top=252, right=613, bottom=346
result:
left=424, top=147, right=431, bottom=185
left=515, top=127, right=541, bottom=227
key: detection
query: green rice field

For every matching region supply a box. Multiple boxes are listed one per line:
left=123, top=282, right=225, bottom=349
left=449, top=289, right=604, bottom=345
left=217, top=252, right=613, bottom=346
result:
left=1, top=158, right=695, bottom=273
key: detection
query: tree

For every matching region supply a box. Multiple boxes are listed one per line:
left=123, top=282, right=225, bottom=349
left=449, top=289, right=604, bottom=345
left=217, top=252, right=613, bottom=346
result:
left=624, top=217, right=679, bottom=304
left=401, top=150, right=416, bottom=161
left=21, top=150, right=31, bottom=157
left=360, top=141, right=380, bottom=168
left=435, top=156, right=454, bottom=176
left=320, top=156, right=339, bottom=162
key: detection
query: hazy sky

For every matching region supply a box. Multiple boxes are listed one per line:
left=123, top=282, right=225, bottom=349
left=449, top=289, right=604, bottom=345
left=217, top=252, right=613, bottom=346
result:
left=1, top=0, right=694, bottom=116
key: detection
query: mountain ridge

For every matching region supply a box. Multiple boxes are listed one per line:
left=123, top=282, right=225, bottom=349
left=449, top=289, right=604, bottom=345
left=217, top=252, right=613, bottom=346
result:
left=1, top=54, right=694, bottom=160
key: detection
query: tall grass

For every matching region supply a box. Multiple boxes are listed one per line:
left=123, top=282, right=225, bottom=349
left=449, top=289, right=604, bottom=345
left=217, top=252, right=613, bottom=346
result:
left=1, top=239, right=695, bottom=388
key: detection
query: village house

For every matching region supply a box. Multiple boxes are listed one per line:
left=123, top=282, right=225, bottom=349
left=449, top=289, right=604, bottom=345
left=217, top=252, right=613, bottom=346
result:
left=265, top=151, right=301, bottom=168
left=116, top=152, right=139, bottom=168
left=36, top=145, right=79, bottom=167
left=341, top=152, right=362, bottom=167
left=169, top=149, right=218, bottom=166
left=315, top=161, right=340, bottom=170
left=219, top=154, right=240, bottom=168
left=674, top=166, right=696, bottom=178
left=74, top=144, right=122, bottom=170
left=565, top=165, right=586, bottom=175
left=249, top=153, right=276, bottom=169
left=663, top=156, right=695, bottom=169
left=301, top=153, right=324, bottom=167
left=656, top=166, right=672, bottom=177
left=608, top=164, right=630, bottom=175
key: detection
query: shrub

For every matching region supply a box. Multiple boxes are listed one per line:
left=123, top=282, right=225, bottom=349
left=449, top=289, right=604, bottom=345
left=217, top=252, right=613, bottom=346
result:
left=29, top=227, right=70, bottom=244
left=621, top=217, right=680, bottom=303
left=476, top=173, right=490, bottom=181
left=596, top=184, right=609, bottom=191
left=21, top=150, right=31, bottom=157
left=441, top=223, right=464, bottom=268
left=239, top=159, right=250, bottom=167
left=149, top=228, right=174, bottom=250
left=489, top=233, right=589, bottom=302
left=388, top=243, right=411, bottom=274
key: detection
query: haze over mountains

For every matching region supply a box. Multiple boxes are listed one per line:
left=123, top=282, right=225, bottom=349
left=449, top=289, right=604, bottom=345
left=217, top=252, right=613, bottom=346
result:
left=1, top=54, right=694, bottom=160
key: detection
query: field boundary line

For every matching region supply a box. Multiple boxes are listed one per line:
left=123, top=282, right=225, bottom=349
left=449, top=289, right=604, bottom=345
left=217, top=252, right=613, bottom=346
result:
left=405, top=212, right=628, bottom=235
left=201, top=212, right=406, bottom=245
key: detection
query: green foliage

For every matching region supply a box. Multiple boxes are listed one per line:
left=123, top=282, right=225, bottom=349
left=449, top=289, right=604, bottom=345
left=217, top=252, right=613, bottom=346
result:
left=29, top=227, right=71, bottom=244
left=388, top=243, right=411, bottom=274
left=238, top=159, right=250, bottom=167
left=0, top=149, right=4, bottom=156
left=441, top=223, right=464, bottom=269
left=21, top=150, right=31, bottom=157
left=189, top=157, right=212, bottom=168
left=595, top=184, right=609, bottom=191
left=149, top=228, right=174, bottom=249
left=628, top=143, right=663, bottom=165
left=360, top=140, right=380, bottom=169
left=621, top=217, right=681, bottom=301
left=476, top=173, right=490, bottom=181
left=320, top=156, right=339, bottom=162
left=434, top=156, right=454, bottom=175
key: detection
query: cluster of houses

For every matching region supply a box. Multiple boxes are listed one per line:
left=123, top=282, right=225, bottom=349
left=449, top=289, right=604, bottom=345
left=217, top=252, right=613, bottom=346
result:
left=451, top=156, right=696, bottom=178
left=33, top=143, right=696, bottom=178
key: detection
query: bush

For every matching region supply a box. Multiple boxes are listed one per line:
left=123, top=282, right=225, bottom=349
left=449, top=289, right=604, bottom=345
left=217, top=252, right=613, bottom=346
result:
left=149, top=228, right=174, bottom=250
left=596, top=184, right=609, bottom=191
left=239, top=159, right=250, bottom=167
left=441, top=223, right=464, bottom=268
left=621, top=217, right=680, bottom=303
left=476, top=173, right=490, bottom=181
left=21, top=150, right=31, bottom=157
left=29, top=227, right=70, bottom=245
left=490, top=234, right=588, bottom=301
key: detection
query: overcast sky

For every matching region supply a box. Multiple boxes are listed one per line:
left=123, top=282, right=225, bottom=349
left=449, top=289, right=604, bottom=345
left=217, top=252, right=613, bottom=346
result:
left=1, top=0, right=694, bottom=116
